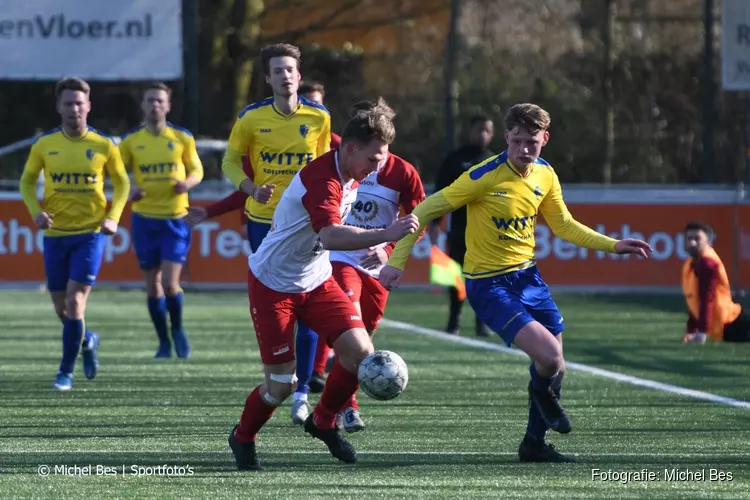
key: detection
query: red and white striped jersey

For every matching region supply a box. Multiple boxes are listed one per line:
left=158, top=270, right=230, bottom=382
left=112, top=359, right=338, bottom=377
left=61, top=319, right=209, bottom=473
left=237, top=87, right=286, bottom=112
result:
left=249, top=151, right=358, bottom=293
left=329, top=154, right=425, bottom=278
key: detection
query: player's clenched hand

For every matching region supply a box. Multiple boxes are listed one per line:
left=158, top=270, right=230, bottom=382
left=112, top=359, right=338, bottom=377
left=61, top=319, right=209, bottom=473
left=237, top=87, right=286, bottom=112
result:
left=130, top=187, right=145, bottom=201
left=360, top=246, right=389, bottom=270
left=186, top=206, right=208, bottom=227
left=384, top=214, right=419, bottom=241
left=34, top=211, right=53, bottom=229
left=253, top=184, right=275, bottom=204
left=100, top=218, right=118, bottom=235
left=173, top=181, right=189, bottom=194
left=379, top=265, right=404, bottom=290
left=614, top=238, right=653, bottom=259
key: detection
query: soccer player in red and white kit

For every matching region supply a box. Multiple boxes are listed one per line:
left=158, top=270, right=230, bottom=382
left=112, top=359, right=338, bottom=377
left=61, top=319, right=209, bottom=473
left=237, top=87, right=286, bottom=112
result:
left=228, top=98, right=420, bottom=470
left=296, top=151, right=425, bottom=432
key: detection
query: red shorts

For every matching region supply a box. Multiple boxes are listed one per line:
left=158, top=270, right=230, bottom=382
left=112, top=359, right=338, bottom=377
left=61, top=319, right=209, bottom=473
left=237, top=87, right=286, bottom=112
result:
left=332, top=261, right=389, bottom=332
left=247, top=269, right=365, bottom=365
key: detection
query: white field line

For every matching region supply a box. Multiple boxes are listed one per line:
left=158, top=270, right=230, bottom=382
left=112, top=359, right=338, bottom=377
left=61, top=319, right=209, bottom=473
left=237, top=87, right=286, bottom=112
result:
left=379, top=318, right=750, bottom=411
left=5, top=450, right=747, bottom=458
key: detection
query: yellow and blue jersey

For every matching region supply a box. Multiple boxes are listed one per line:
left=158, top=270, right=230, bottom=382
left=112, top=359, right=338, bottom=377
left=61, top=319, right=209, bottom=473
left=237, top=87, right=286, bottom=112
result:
left=388, top=151, right=617, bottom=278
left=119, top=122, right=203, bottom=219
left=223, top=96, right=331, bottom=223
left=20, top=126, right=130, bottom=237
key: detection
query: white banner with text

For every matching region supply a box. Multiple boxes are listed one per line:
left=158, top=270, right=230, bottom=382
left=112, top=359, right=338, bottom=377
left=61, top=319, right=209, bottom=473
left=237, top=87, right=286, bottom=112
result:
left=0, top=0, right=182, bottom=81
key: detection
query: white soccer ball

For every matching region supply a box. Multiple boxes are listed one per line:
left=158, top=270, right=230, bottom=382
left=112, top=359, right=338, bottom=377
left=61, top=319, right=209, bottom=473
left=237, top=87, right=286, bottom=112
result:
left=357, top=350, right=408, bottom=401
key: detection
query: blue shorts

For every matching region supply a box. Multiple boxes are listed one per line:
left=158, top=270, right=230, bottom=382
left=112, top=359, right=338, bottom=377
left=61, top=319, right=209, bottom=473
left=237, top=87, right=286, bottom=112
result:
left=466, top=266, right=564, bottom=346
left=43, top=232, right=106, bottom=292
left=131, top=213, right=192, bottom=271
left=246, top=219, right=271, bottom=253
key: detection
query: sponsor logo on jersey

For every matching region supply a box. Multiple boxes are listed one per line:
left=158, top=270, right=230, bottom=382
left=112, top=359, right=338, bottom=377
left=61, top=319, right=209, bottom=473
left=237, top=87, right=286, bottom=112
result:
left=259, top=151, right=314, bottom=166
left=138, top=162, right=179, bottom=174
left=50, top=172, right=98, bottom=184
left=492, top=214, right=537, bottom=231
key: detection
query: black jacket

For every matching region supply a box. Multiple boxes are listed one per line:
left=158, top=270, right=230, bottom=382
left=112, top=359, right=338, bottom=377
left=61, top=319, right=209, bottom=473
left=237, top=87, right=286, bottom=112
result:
left=434, top=145, right=495, bottom=240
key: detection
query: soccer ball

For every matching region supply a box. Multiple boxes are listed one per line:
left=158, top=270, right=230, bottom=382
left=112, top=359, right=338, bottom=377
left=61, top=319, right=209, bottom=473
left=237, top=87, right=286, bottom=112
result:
left=357, top=350, right=408, bottom=401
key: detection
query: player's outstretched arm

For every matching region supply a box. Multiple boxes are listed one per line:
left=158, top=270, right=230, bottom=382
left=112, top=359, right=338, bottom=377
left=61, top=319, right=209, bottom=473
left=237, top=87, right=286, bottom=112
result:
left=319, top=214, right=419, bottom=251
left=380, top=167, right=488, bottom=289
left=387, top=191, right=459, bottom=270
left=379, top=192, right=457, bottom=289
left=541, top=174, right=651, bottom=258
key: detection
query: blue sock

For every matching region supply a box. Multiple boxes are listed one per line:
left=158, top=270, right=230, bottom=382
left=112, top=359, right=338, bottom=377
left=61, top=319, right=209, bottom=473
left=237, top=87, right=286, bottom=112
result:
left=529, top=363, right=554, bottom=390
left=148, top=296, right=170, bottom=343
left=60, top=317, right=93, bottom=349
left=59, top=318, right=84, bottom=374
left=294, top=322, right=318, bottom=396
left=165, top=291, right=184, bottom=331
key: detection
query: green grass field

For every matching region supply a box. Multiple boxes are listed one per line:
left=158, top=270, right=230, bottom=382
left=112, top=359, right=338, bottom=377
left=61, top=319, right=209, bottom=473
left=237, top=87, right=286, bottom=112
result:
left=1, top=290, right=749, bottom=499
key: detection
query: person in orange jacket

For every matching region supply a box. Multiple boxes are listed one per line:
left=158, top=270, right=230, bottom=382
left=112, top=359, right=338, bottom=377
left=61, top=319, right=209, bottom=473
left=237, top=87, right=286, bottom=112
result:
left=681, top=221, right=750, bottom=343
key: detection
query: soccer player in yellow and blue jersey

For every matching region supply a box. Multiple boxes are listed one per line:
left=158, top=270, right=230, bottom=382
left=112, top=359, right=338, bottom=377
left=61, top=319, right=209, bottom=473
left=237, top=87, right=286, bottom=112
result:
left=219, top=44, right=331, bottom=245
left=119, top=82, right=204, bottom=359
left=19, top=78, right=130, bottom=391
left=380, top=104, right=652, bottom=462
left=208, top=43, right=331, bottom=426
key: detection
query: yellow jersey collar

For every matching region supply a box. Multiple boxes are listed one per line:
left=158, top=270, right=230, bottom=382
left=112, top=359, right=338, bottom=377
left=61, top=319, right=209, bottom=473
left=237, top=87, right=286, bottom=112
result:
left=271, top=98, right=302, bottom=118
left=507, top=157, right=534, bottom=178
left=144, top=122, right=168, bottom=137
left=61, top=127, right=90, bottom=141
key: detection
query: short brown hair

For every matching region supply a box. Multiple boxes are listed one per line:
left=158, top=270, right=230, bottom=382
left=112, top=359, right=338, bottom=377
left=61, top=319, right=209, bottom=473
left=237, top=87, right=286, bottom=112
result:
left=299, top=81, right=325, bottom=98
left=144, top=81, right=172, bottom=99
left=342, top=97, right=396, bottom=145
left=55, top=77, right=90, bottom=99
left=504, top=103, right=551, bottom=133
left=260, top=43, right=301, bottom=75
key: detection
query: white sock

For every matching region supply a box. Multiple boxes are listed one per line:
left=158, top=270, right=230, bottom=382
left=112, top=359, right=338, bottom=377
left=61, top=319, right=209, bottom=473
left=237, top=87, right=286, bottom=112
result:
left=293, top=392, right=308, bottom=402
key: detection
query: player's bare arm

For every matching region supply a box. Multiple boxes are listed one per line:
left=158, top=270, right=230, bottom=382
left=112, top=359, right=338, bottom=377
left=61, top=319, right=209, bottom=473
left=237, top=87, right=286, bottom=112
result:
left=318, top=214, right=419, bottom=251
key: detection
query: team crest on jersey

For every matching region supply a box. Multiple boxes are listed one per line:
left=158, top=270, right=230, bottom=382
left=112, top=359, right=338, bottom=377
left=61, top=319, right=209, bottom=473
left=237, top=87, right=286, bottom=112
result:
left=299, top=124, right=309, bottom=138
left=85, top=149, right=94, bottom=160
left=167, top=141, right=175, bottom=150
left=351, top=199, right=379, bottom=223
left=534, top=186, right=543, bottom=198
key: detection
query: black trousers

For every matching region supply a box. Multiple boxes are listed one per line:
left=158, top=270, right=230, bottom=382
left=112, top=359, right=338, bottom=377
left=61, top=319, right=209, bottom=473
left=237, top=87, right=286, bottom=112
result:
left=446, top=236, right=471, bottom=325
left=723, top=307, right=750, bottom=342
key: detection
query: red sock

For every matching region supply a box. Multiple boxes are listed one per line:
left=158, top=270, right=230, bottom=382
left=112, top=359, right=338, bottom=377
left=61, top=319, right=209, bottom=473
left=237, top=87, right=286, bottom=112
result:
left=343, top=392, right=359, bottom=411
left=313, top=360, right=359, bottom=429
left=333, top=353, right=358, bottom=411
left=313, top=341, right=330, bottom=375
left=235, top=385, right=277, bottom=443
